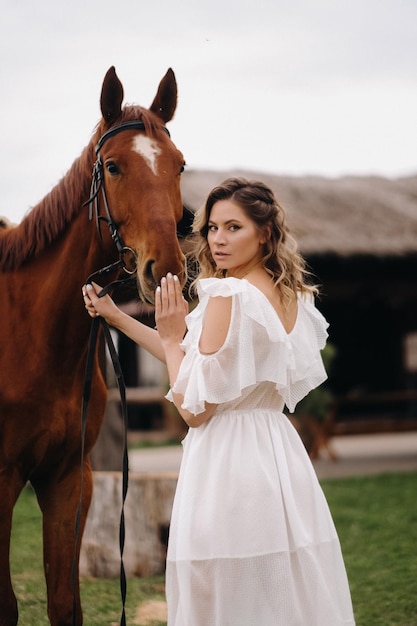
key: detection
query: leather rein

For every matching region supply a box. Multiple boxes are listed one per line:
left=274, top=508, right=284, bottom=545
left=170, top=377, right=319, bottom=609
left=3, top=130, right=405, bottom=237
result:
left=72, top=119, right=170, bottom=626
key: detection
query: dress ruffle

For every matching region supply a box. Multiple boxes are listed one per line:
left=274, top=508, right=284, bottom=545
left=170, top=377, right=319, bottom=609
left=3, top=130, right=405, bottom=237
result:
left=167, top=277, right=329, bottom=414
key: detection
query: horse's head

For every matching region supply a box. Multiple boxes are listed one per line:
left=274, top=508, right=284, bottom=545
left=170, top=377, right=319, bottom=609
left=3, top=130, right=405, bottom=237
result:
left=94, top=67, right=187, bottom=303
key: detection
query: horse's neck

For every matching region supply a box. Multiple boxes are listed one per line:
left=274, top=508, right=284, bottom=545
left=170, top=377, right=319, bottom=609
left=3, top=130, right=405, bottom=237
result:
left=32, top=145, right=118, bottom=301
left=45, top=209, right=117, bottom=292
left=48, top=145, right=95, bottom=223
left=0, top=142, right=100, bottom=273
left=31, top=212, right=117, bottom=359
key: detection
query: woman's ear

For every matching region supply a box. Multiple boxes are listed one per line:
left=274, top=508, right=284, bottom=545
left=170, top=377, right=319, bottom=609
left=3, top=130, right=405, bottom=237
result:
left=260, top=225, right=271, bottom=245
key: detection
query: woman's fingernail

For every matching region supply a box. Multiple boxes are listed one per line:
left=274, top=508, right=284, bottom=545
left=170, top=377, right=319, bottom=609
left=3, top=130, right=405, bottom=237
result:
left=161, top=277, right=166, bottom=283
left=156, top=286, right=161, bottom=293
left=167, top=272, right=172, bottom=278
left=173, top=274, right=178, bottom=281
left=86, top=284, right=92, bottom=291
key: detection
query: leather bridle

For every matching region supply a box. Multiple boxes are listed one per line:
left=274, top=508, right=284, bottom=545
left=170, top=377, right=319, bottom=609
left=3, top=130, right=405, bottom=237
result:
left=84, top=119, right=170, bottom=293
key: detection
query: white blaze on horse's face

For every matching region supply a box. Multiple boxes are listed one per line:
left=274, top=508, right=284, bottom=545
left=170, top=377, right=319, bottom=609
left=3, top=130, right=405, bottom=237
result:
left=132, top=135, right=161, bottom=175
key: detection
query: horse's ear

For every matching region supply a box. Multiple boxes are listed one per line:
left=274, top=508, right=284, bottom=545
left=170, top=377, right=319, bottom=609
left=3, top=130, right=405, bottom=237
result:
left=100, top=66, right=124, bottom=124
left=150, top=68, right=177, bottom=123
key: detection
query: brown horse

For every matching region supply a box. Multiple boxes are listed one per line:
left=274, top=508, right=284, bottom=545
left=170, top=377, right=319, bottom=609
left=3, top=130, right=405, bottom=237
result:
left=0, top=67, right=186, bottom=626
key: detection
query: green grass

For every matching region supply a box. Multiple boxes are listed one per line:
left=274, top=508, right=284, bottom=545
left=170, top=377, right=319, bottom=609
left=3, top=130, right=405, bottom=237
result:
left=322, top=472, right=417, bottom=626
left=9, top=473, right=417, bottom=625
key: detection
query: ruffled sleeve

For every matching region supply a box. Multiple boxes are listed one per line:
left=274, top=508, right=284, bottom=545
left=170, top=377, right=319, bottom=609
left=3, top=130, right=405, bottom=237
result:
left=166, top=278, right=329, bottom=415
left=283, top=294, right=329, bottom=412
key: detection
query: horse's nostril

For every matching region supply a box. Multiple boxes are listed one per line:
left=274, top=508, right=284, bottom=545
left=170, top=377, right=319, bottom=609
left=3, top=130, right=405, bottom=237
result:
left=145, top=259, right=156, bottom=282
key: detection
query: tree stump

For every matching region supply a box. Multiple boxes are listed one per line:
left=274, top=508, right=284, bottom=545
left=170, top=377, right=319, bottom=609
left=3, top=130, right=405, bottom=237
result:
left=80, top=471, right=177, bottom=577
left=90, top=399, right=124, bottom=471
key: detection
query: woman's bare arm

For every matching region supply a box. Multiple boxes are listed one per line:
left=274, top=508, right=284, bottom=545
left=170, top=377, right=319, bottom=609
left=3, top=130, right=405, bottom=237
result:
left=83, top=282, right=166, bottom=362
left=156, top=275, right=232, bottom=427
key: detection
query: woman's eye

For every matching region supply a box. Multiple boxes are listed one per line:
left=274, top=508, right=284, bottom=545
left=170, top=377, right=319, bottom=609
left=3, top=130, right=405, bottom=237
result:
left=208, top=225, right=217, bottom=231
left=106, top=161, right=120, bottom=175
left=229, top=224, right=240, bottom=231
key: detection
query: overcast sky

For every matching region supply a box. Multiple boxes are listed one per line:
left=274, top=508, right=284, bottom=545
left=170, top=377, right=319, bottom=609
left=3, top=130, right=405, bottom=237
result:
left=1, top=0, right=416, bottom=223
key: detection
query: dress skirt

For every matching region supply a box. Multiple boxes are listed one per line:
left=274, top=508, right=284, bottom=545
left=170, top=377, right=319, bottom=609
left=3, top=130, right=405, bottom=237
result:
left=165, top=409, right=355, bottom=626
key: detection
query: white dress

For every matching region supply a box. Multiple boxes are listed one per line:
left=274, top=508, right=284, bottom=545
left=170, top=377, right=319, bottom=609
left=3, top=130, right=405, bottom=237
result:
left=165, top=277, right=355, bottom=626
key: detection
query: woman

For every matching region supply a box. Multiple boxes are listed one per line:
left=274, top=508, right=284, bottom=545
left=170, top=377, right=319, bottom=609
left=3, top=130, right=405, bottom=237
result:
left=83, top=178, right=355, bottom=625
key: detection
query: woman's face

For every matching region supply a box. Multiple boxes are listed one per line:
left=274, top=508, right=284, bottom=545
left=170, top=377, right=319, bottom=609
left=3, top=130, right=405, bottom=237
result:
left=207, top=199, right=265, bottom=277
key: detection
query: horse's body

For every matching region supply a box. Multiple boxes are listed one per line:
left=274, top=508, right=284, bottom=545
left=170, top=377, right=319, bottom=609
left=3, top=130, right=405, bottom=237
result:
left=0, top=67, right=186, bottom=626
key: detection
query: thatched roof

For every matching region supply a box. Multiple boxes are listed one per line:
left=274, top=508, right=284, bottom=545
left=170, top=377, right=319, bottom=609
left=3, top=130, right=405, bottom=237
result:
left=180, top=170, right=417, bottom=257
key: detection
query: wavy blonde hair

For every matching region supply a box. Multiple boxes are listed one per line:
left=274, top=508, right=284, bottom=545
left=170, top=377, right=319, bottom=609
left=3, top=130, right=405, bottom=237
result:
left=189, top=178, right=318, bottom=306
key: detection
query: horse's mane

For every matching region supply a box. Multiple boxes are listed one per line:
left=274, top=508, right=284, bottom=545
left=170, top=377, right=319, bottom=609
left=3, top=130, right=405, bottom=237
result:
left=0, top=106, right=160, bottom=271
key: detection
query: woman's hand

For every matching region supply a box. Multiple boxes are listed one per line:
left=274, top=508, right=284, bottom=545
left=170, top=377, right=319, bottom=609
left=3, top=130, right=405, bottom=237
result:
left=155, top=273, right=217, bottom=428
left=82, top=282, right=121, bottom=325
left=82, top=281, right=168, bottom=362
left=155, top=273, right=188, bottom=346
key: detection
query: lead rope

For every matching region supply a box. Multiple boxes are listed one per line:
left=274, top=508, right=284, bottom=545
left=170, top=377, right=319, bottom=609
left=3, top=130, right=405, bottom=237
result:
left=101, top=315, right=129, bottom=626
left=71, top=316, right=99, bottom=626
left=72, top=274, right=135, bottom=626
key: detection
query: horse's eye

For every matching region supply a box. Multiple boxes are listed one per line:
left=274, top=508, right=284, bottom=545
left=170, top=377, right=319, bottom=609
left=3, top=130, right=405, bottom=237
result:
left=106, top=161, right=120, bottom=175
left=179, top=163, right=186, bottom=174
